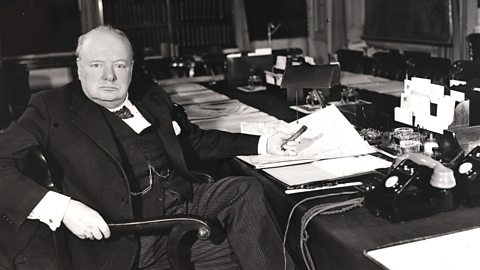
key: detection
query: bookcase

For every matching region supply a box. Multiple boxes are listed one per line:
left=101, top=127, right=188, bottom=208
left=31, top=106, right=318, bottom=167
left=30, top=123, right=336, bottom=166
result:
left=102, top=0, right=236, bottom=57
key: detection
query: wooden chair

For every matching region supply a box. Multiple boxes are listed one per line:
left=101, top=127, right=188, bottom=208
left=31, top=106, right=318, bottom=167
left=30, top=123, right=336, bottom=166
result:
left=406, top=57, right=451, bottom=83
left=11, top=147, right=213, bottom=270
left=449, top=60, right=480, bottom=82
left=371, top=51, right=406, bottom=81
left=467, top=33, right=480, bottom=62
left=336, top=49, right=365, bottom=73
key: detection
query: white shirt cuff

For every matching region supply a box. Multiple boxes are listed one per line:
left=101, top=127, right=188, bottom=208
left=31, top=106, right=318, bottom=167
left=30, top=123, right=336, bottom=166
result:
left=28, top=191, right=71, bottom=231
left=258, top=135, right=268, bottom=155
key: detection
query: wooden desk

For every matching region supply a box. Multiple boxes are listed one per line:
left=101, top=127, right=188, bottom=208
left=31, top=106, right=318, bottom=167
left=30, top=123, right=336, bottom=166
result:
left=204, top=80, right=479, bottom=270
left=230, top=158, right=480, bottom=270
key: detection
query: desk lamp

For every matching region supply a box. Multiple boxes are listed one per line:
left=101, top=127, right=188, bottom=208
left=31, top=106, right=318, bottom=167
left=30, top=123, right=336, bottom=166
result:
left=281, top=64, right=341, bottom=120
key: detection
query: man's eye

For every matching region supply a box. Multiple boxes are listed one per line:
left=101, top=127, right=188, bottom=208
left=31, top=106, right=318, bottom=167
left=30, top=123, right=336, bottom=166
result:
left=90, top=63, right=102, bottom=68
left=115, top=64, right=127, bottom=69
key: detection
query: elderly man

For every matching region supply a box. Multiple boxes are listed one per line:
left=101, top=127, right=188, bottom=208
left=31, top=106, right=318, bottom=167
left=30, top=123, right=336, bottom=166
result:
left=0, top=25, right=298, bottom=269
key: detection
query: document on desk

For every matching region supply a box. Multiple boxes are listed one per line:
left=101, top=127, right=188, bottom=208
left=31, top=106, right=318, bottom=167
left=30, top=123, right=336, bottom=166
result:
left=161, top=83, right=207, bottom=94
left=237, top=105, right=375, bottom=169
left=183, top=99, right=259, bottom=120
left=169, top=89, right=231, bottom=105
left=365, top=227, right=480, bottom=270
left=263, top=154, right=391, bottom=187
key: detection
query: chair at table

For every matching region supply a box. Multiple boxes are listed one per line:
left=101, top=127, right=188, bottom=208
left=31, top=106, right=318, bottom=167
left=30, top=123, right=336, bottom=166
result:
left=449, top=60, right=480, bottom=82
left=406, top=57, right=451, bottom=83
left=336, top=49, right=365, bottom=73
left=467, top=33, right=480, bottom=62
left=371, top=51, right=406, bottom=81
left=4, top=147, right=212, bottom=270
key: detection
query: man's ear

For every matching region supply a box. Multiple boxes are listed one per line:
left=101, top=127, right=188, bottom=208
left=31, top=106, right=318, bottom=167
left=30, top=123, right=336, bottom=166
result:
left=76, top=58, right=81, bottom=78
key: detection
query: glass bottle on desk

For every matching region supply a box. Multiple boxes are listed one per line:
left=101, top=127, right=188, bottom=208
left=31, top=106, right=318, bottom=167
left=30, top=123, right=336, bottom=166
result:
left=423, top=133, right=439, bottom=157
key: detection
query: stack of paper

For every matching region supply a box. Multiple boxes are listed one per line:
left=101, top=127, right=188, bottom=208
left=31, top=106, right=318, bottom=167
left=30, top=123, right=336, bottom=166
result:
left=263, top=155, right=391, bottom=187
left=160, top=82, right=279, bottom=133
left=394, top=77, right=465, bottom=134
left=183, top=99, right=259, bottom=120
left=238, top=105, right=376, bottom=169
left=193, top=112, right=278, bottom=133
left=169, top=89, right=231, bottom=105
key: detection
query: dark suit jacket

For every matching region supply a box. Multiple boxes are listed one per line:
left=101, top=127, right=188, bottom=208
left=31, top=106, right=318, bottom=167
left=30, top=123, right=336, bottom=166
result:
left=0, top=80, right=260, bottom=269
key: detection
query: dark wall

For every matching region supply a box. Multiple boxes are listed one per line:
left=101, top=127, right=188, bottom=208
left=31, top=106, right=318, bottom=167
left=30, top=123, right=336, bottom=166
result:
left=244, top=0, right=307, bottom=41
left=0, top=0, right=81, bottom=57
left=363, top=0, right=454, bottom=46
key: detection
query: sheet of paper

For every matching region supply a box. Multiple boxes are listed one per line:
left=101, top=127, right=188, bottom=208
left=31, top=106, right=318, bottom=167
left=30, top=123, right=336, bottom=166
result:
left=169, top=90, right=230, bottom=105
left=340, top=72, right=390, bottom=86
left=240, top=120, right=288, bottom=136
left=410, top=77, right=431, bottom=95
left=238, top=105, right=375, bottom=168
left=193, top=113, right=278, bottom=133
left=263, top=155, right=391, bottom=186
left=450, top=90, right=465, bottom=102
left=161, top=83, right=207, bottom=94
left=183, top=100, right=259, bottom=120
left=288, top=105, right=375, bottom=160
left=365, top=227, right=480, bottom=270
left=394, top=107, right=413, bottom=126
left=409, top=94, right=430, bottom=117
left=436, top=95, right=456, bottom=124
left=429, top=83, right=445, bottom=101
left=274, top=56, right=287, bottom=70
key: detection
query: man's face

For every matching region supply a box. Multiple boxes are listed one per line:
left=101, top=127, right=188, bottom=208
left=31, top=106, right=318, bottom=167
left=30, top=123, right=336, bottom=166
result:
left=77, top=31, right=133, bottom=109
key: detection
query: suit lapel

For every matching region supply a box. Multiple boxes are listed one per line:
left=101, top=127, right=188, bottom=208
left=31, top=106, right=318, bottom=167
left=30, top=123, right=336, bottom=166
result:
left=69, top=86, right=123, bottom=165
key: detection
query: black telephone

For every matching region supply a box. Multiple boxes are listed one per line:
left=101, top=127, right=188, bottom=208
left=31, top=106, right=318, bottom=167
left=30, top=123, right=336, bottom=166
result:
left=365, top=153, right=456, bottom=222
left=453, top=146, right=480, bottom=207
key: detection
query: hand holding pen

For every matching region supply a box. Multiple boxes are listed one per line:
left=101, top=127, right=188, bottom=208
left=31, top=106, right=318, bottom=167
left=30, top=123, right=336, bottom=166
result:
left=281, top=125, right=308, bottom=150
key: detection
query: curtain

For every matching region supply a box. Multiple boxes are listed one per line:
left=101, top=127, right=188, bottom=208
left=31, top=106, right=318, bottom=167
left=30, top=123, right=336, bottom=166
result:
left=79, top=0, right=103, bottom=34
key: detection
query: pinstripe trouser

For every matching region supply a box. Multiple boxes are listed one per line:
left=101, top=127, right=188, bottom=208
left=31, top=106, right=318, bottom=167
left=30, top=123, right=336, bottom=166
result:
left=138, top=176, right=295, bottom=270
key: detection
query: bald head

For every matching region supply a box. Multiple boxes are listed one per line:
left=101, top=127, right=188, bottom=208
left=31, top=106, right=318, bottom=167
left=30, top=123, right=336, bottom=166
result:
left=76, top=25, right=133, bottom=60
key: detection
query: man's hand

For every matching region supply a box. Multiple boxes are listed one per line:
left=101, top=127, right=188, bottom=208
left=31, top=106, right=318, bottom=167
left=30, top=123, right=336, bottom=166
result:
left=62, top=200, right=111, bottom=240
left=267, top=132, right=299, bottom=156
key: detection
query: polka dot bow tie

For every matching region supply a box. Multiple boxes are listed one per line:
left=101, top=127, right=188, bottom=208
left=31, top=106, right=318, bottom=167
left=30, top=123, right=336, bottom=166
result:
left=113, top=106, right=134, bottom=119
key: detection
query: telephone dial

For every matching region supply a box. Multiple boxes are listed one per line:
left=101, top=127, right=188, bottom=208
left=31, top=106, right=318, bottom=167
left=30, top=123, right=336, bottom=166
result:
left=365, top=153, right=456, bottom=222
left=453, top=146, right=480, bottom=207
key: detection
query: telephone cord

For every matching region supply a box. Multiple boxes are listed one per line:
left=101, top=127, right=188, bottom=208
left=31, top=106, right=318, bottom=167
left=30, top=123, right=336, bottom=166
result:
left=300, top=197, right=365, bottom=270
left=282, top=191, right=364, bottom=270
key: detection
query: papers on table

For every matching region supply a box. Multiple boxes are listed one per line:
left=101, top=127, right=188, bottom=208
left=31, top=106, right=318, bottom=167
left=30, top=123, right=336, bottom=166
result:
left=161, top=82, right=390, bottom=191
left=340, top=72, right=404, bottom=97
left=161, top=82, right=279, bottom=133
left=183, top=99, right=259, bottom=120
left=263, top=155, right=391, bottom=187
left=365, top=227, right=480, bottom=270
left=169, top=89, right=231, bottom=105
left=395, top=77, right=461, bottom=134
left=162, top=83, right=208, bottom=94
left=239, top=105, right=375, bottom=169
left=236, top=85, right=267, bottom=92
left=238, top=105, right=376, bottom=169
left=340, top=71, right=390, bottom=86
left=192, top=112, right=278, bottom=133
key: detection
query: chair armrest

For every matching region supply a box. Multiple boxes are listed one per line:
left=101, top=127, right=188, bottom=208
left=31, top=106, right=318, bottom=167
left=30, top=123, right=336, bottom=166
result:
left=109, top=215, right=212, bottom=270
left=108, top=214, right=211, bottom=240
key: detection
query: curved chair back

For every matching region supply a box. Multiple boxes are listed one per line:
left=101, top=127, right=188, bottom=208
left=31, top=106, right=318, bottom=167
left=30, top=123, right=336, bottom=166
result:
left=336, top=49, right=365, bottom=73
left=449, top=60, right=480, bottom=82
left=467, top=33, right=480, bottom=62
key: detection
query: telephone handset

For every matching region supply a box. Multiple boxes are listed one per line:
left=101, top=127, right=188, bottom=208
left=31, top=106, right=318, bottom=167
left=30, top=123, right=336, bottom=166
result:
left=392, top=153, right=456, bottom=189
left=366, top=153, right=456, bottom=222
